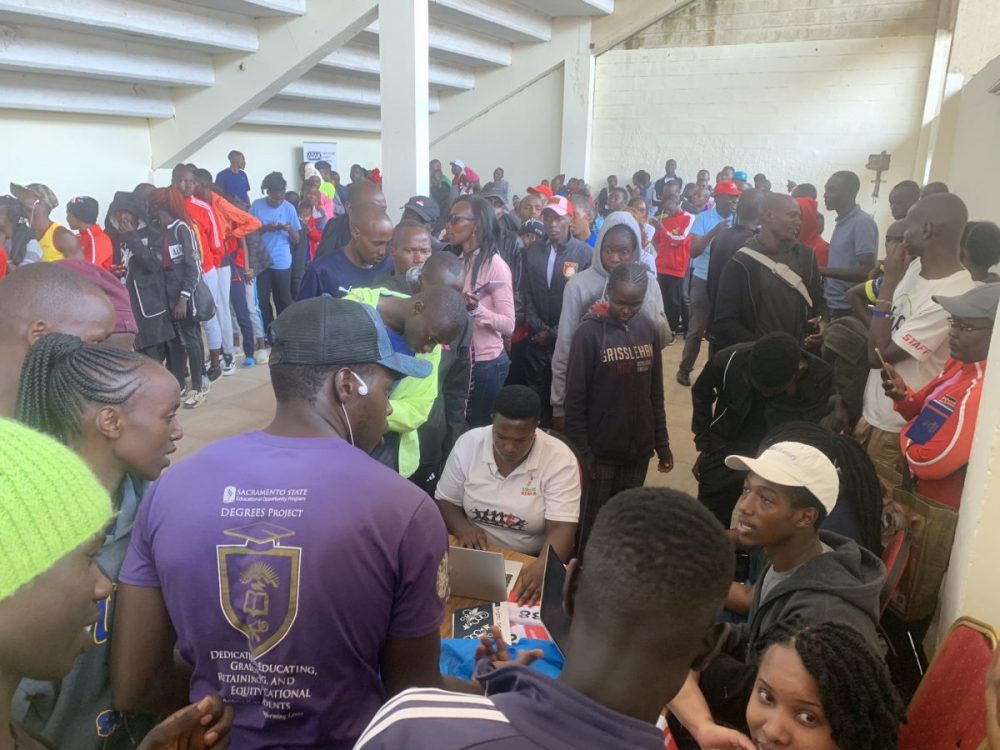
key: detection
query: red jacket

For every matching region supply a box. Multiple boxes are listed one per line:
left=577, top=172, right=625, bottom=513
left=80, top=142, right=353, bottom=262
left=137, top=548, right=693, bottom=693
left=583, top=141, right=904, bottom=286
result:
left=796, top=197, right=829, bottom=267
left=210, top=192, right=261, bottom=270
left=895, top=358, right=985, bottom=505
left=78, top=225, right=113, bottom=272
left=306, top=216, right=322, bottom=261
left=185, top=195, right=224, bottom=272
left=653, top=211, right=693, bottom=278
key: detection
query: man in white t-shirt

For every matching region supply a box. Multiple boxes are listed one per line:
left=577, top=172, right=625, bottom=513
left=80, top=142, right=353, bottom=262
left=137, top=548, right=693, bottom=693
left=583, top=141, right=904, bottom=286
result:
left=435, top=385, right=581, bottom=604
left=857, top=193, right=975, bottom=467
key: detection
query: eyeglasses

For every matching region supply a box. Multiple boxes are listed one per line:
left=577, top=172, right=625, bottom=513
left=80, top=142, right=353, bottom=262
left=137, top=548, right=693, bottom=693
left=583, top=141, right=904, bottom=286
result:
left=447, top=214, right=474, bottom=225
left=885, top=235, right=905, bottom=244
left=948, top=318, right=992, bottom=333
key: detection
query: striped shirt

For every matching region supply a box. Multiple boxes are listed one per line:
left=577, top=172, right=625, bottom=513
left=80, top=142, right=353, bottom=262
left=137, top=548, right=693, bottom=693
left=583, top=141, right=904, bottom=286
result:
left=354, top=665, right=666, bottom=749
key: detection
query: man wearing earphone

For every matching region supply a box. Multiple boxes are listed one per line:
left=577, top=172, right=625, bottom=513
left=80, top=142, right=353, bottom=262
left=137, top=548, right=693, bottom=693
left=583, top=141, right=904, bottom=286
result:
left=115, top=296, right=458, bottom=749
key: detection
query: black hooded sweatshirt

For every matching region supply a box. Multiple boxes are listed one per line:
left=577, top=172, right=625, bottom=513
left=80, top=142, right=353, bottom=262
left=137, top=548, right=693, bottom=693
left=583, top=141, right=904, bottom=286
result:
left=105, top=191, right=174, bottom=349
left=563, top=311, right=669, bottom=466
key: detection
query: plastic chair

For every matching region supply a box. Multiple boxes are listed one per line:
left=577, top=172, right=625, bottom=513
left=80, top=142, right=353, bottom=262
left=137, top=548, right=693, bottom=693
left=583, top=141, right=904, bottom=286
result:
left=897, top=617, right=998, bottom=749
left=880, top=528, right=911, bottom=615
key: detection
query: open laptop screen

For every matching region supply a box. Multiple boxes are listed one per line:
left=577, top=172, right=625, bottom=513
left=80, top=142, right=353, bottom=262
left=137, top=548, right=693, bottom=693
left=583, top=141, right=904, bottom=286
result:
left=539, top=545, right=571, bottom=655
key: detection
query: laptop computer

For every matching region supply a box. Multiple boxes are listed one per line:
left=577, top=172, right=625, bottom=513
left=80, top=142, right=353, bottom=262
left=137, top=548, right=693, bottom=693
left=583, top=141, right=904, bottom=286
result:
left=539, top=545, right=571, bottom=655
left=448, top=546, right=523, bottom=601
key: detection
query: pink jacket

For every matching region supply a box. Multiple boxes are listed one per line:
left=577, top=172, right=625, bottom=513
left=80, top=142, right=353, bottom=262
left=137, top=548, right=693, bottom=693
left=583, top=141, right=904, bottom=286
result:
left=463, top=248, right=514, bottom=361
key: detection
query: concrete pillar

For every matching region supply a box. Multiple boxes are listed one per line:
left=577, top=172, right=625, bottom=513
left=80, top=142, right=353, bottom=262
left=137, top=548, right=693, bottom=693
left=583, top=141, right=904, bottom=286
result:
left=939, top=319, right=1000, bottom=632
left=379, top=0, right=430, bottom=219
left=559, top=20, right=594, bottom=182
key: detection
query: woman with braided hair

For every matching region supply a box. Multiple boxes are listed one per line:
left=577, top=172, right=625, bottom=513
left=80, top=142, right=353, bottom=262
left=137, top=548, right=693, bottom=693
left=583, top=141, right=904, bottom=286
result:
left=564, top=261, right=673, bottom=551
left=748, top=620, right=904, bottom=749
left=10, top=332, right=184, bottom=749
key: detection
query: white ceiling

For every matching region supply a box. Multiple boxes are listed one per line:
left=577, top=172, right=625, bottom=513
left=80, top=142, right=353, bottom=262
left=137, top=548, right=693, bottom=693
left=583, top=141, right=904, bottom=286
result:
left=0, top=0, right=613, bottom=133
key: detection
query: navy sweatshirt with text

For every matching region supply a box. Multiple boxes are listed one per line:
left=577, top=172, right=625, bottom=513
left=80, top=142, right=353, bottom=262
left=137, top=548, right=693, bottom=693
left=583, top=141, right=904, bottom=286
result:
left=563, top=311, right=669, bottom=466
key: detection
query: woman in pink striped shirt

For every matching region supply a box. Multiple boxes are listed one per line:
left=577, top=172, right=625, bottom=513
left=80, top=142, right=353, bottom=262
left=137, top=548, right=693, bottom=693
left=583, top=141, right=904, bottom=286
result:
left=444, top=196, right=516, bottom=426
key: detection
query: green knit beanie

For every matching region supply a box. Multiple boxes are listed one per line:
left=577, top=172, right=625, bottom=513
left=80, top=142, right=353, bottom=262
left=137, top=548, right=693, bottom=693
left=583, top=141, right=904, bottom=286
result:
left=0, top=419, right=113, bottom=602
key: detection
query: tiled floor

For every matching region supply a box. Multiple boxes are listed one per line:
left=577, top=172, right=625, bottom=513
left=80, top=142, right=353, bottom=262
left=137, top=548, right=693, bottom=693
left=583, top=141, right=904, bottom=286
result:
left=176, top=339, right=707, bottom=497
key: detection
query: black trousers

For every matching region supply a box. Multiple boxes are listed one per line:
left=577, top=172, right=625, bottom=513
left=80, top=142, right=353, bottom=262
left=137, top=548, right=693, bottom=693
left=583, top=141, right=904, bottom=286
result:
left=408, top=461, right=443, bottom=497
left=658, top=273, right=687, bottom=334
left=577, top=460, right=648, bottom=553
left=291, top=238, right=308, bottom=299
left=257, top=267, right=292, bottom=333
left=523, top=341, right=555, bottom=428
left=154, top=319, right=204, bottom=391
left=697, top=450, right=745, bottom=528
left=506, top=337, right=527, bottom=386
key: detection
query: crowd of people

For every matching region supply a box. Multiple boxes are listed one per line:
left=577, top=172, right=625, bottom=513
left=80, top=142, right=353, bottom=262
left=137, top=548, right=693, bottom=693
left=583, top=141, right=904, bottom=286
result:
left=0, top=148, right=998, bottom=750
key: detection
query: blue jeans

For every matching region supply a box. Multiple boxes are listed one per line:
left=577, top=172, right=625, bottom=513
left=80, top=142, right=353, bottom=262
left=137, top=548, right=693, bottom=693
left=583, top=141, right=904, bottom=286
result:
left=469, top=350, right=510, bottom=427
left=229, top=266, right=255, bottom=358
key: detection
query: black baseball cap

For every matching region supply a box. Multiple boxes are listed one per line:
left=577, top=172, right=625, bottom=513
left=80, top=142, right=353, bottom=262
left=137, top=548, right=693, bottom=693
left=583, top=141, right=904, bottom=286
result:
left=402, top=195, right=440, bottom=224
left=520, top=218, right=545, bottom=238
left=67, top=196, right=100, bottom=225
left=269, top=297, right=432, bottom=379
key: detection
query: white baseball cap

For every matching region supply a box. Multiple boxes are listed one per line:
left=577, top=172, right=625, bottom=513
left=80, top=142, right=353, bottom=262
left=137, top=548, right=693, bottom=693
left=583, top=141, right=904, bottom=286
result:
left=725, top=442, right=839, bottom=515
left=450, top=159, right=466, bottom=170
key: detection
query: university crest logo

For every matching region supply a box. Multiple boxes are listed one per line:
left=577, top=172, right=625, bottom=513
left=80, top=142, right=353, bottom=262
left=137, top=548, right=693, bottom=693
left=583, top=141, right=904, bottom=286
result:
left=217, top=522, right=301, bottom=659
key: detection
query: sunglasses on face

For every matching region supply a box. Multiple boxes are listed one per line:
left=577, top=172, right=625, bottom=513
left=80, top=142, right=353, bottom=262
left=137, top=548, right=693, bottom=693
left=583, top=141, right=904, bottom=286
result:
left=447, top=214, right=474, bottom=225
left=948, top=318, right=992, bottom=333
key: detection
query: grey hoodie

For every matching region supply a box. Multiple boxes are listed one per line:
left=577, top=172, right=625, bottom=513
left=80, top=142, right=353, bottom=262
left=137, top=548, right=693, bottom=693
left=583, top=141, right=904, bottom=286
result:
left=550, top=211, right=669, bottom=417
left=727, top=531, right=885, bottom=658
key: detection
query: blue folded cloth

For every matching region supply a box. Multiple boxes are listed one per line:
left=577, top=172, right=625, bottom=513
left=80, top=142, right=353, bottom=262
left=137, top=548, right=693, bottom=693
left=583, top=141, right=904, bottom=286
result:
left=440, top=639, right=564, bottom=680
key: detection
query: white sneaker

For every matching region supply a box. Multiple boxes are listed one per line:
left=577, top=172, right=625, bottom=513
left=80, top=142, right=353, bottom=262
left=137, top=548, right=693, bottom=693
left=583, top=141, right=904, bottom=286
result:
left=184, top=389, right=206, bottom=409
left=222, top=361, right=237, bottom=377
left=254, top=348, right=270, bottom=364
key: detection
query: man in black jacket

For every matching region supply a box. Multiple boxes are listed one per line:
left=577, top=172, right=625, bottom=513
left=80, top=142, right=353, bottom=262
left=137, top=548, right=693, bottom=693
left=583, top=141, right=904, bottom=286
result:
left=521, top=196, right=592, bottom=426
left=691, top=332, right=834, bottom=526
left=710, top=193, right=826, bottom=352
left=705, top=188, right=763, bottom=326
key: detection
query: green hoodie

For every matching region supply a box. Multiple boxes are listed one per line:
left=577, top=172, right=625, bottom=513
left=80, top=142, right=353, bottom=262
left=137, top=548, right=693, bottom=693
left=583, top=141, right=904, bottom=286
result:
left=346, top=287, right=441, bottom=477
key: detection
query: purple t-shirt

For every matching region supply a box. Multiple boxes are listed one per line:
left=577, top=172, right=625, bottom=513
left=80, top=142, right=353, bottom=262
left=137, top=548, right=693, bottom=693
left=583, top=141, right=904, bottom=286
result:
left=120, top=431, right=448, bottom=749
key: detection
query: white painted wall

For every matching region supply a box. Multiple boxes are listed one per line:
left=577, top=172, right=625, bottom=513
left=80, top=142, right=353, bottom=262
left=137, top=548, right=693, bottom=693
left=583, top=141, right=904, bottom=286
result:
left=938, top=53, right=1000, bottom=633
left=167, top=124, right=383, bottom=196
left=943, top=54, right=1000, bottom=224
left=431, top=67, right=564, bottom=204
left=0, top=108, right=383, bottom=217
left=591, top=36, right=934, bottom=235
left=0, top=109, right=153, bottom=222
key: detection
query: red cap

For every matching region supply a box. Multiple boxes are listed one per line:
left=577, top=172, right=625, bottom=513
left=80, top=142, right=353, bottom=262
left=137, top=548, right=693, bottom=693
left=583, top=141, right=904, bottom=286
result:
left=713, top=180, right=741, bottom=197
left=527, top=184, right=554, bottom=199
left=542, top=195, right=574, bottom=217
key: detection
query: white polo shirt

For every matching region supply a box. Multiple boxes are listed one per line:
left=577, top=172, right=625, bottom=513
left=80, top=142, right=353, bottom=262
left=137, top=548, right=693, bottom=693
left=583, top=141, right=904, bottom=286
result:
left=436, top=427, right=581, bottom=555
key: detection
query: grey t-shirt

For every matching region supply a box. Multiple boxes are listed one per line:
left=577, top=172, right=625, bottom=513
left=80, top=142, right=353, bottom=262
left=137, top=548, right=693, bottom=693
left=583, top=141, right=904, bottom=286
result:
left=759, top=543, right=833, bottom=602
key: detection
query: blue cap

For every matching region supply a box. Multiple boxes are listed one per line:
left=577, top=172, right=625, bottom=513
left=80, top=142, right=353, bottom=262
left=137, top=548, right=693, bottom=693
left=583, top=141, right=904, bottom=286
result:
left=268, top=296, right=432, bottom=379
left=733, top=170, right=749, bottom=182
